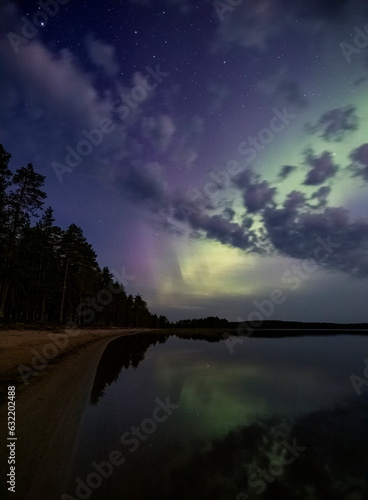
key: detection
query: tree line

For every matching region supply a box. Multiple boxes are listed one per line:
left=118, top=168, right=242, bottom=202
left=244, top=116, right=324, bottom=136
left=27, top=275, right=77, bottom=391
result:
left=0, top=144, right=169, bottom=328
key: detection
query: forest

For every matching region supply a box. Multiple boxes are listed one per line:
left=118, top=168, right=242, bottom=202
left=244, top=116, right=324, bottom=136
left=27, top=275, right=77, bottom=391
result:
left=0, top=144, right=169, bottom=328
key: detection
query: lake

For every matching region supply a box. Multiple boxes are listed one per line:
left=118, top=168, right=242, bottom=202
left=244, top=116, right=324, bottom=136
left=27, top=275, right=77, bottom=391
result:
left=63, top=332, right=368, bottom=500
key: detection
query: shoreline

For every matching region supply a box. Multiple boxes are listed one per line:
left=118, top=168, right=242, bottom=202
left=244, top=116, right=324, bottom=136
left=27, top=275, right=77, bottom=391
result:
left=0, top=328, right=155, bottom=499
left=0, top=328, right=158, bottom=391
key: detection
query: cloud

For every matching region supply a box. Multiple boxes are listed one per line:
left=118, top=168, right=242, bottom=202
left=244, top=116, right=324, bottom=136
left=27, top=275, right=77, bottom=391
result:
left=273, top=193, right=368, bottom=276
left=350, top=143, right=368, bottom=182
left=119, top=151, right=368, bottom=279
left=258, top=71, right=308, bottom=111
left=283, top=190, right=306, bottom=210
left=279, top=165, right=296, bottom=179
left=243, top=181, right=276, bottom=213
left=172, top=144, right=198, bottom=170
left=304, top=150, right=338, bottom=185
left=141, top=114, right=176, bottom=151
left=123, top=161, right=170, bottom=210
left=233, top=169, right=253, bottom=189
left=170, top=115, right=204, bottom=170
left=306, top=105, right=358, bottom=142
left=264, top=201, right=368, bottom=276
left=0, top=17, right=169, bottom=177
left=215, top=0, right=365, bottom=51
left=0, top=37, right=115, bottom=146
left=215, top=0, right=283, bottom=50
left=85, top=35, right=119, bottom=76
left=307, top=186, right=331, bottom=209
left=232, top=170, right=275, bottom=213
left=175, top=209, right=253, bottom=250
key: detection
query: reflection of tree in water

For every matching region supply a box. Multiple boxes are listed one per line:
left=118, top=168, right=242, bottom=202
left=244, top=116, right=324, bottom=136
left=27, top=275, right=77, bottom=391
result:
left=162, top=397, right=368, bottom=500
left=90, top=333, right=169, bottom=404
left=173, top=332, right=224, bottom=342
left=90, top=332, right=224, bottom=405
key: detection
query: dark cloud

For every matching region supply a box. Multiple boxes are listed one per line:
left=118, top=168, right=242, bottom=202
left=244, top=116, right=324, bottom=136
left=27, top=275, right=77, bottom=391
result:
left=123, top=161, right=170, bottom=209
left=233, top=169, right=254, bottom=189
left=223, top=207, right=236, bottom=220
left=307, top=186, right=331, bottom=209
left=350, top=143, right=368, bottom=182
left=264, top=202, right=368, bottom=276
left=279, top=165, right=296, bottom=179
left=122, top=152, right=366, bottom=279
left=304, top=151, right=338, bottom=185
left=243, top=181, right=276, bottom=213
left=306, top=105, right=358, bottom=142
left=262, top=193, right=305, bottom=254
left=232, top=169, right=276, bottom=213
left=172, top=197, right=253, bottom=249
left=284, top=190, right=306, bottom=211
left=186, top=212, right=252, bottom=249
left=171, top=164, right=368, bottom=277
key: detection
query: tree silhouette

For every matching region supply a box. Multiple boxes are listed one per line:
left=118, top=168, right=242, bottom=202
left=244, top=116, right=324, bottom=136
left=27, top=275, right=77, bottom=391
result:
left=0, top=162, right=47, bottom=318
left=0, top=144, right=163, bottom=327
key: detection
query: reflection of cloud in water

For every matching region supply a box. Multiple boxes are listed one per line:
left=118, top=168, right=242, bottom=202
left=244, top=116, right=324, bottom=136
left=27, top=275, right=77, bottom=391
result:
left=163, top=397, right=368, bottom=500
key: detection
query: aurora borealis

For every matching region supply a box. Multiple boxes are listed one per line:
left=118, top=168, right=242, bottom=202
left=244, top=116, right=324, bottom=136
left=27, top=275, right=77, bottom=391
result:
left=1, top=0, right=368, bottom=322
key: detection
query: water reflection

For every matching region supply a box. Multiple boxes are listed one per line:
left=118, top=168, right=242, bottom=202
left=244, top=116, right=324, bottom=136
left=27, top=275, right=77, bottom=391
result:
left=73, top=333, right=368, bottom=500
left=90, top=332, right=227, bottom=405
left=166, top=396, right=368, bottom=500
left=90, top=333, right=169, bottom=404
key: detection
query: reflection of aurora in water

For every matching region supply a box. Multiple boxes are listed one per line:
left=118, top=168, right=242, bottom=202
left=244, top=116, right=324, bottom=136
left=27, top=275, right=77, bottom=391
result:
left=164, top=397, right=368, bottom=500
left=77, top=334, right=368, bottom=500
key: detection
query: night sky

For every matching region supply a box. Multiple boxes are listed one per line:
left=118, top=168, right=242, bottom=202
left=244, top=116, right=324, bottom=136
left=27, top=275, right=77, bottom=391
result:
left=1, top=0, right=368, bottom=323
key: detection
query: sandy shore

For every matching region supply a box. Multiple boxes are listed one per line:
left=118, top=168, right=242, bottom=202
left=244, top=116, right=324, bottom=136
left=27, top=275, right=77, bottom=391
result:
left=0, top=328, right=155, bottom=499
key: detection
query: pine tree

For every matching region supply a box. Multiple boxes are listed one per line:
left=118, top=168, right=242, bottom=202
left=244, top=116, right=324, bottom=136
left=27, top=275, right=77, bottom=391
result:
left=58, top=224, right=98, bottom=323
left=0, top=144, right=12, bottom=238
left=15, top=207, right=62, bottom=321
left=0, top=162, right=46, bottom=319
left=0, top=144, right=160, bottom=327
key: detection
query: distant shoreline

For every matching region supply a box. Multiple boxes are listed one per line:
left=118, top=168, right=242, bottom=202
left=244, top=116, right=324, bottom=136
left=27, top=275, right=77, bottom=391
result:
left=1, top=325, right=367, bottom=387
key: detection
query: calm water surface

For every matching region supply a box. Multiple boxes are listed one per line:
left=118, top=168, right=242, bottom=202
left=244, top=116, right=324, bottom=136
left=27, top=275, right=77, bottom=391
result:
left=65, top=333, right=368, bottom=500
